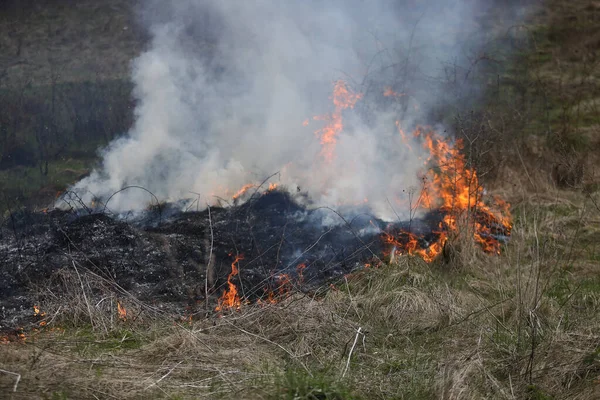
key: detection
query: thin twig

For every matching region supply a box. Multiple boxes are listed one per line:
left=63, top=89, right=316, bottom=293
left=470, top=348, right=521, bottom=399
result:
left=0, top=369, right=21, bottom=392
left=223, top=320, right=312, bottom=376
left=145, top=361, right=183, bottom=390
left=206, top=203, right=214, bottom=315
left=72, top=259, right=94, bottom=329
left=342, top=327, right=363, bottom=378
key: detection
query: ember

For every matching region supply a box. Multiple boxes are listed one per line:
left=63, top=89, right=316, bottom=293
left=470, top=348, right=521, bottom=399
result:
left=296, top=263, right=307, bottom=284
left=117, top=302, right=127, bottom=321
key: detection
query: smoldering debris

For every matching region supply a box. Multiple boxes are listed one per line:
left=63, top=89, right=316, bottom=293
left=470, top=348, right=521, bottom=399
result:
left=0, top=190, right=446, bottom=330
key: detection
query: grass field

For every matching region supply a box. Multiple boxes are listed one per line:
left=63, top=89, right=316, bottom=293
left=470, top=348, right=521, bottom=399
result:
left=1, top=0, right=600, bottom=399
left=1, top=193, right=599, bottom=398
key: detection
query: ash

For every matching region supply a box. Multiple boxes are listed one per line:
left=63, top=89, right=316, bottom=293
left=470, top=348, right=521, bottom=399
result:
left=0, top=190, right=442, bottom=331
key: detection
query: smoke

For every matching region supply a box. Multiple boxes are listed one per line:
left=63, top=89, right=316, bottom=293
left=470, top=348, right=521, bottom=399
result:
left=69, top=0, right=522, bottom=220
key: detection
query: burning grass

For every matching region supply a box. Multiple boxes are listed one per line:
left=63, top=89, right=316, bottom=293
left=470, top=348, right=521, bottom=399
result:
left=1, top=1, right=600, bottom=398
left=1, top=190, right=598, bottom=399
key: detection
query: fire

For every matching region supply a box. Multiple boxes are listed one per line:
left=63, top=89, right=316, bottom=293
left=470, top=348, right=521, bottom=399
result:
left=232, top=184, right=255, bottom=200
left=276, top=273, right=292, bottom=296
left=296, top=263, right=307, bottom=284
left=231, top=182, right=278, bottom=202
left=383, top=230, right=447, bottom=263
left=215, top=255, right=244, bottom=312
left=421, top=131, right=512, bottom=253
left=314, top=80, right=362, bottom=162
left=117, top=301, right=127, bottom=321
left=396, top=120, right=413, bottom=150
left=258, top=273, right=294, bottom=306
left=382, top=128, right=512, bottom=262
left=34, top=305, right=46, bottom=317
left=383, top=87, right=405, bottom=97
left=33, top=305, right=47, bottom=327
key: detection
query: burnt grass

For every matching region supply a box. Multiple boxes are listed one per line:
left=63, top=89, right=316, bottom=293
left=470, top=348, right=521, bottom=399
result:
left=0, top=190, right=447, bottom=332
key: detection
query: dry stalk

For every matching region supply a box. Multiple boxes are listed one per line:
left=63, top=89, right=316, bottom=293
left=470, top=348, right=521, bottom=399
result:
left=222, top=319, right=312, bottom=376
left=71, top=259, right=95, bottom=330
left=206, top=203, right=214, bottom=315
left=0, top=368, right=21, bottom=392
left=145, top=360, right=183, bottom=390
left=342, top=326, right=363, bottom=378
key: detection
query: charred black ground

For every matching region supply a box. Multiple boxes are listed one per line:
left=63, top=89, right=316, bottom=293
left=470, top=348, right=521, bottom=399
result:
left=0, top=190, right=450, bottom=331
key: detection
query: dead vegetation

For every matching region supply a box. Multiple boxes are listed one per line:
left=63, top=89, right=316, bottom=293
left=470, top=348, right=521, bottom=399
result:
left=1, top=0, right=600, bottom=399
left=0, top=184, right=598, bottom=399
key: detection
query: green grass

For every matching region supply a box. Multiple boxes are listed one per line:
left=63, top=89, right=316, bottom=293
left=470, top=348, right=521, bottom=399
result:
left=68, top=327, right=147, bottom=357
left=0, top=157, right=93, bottom=213
left=269, top=367, right=358, bottom=400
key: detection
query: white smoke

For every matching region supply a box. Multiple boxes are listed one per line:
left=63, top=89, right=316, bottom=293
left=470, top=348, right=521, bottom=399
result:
left=69, top=0, right=518, bottom=220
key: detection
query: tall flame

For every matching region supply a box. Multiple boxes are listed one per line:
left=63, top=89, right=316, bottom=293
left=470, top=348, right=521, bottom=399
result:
left=384, top=129, right=512, bottom=262
left=215, top=255, right=244, bottom=312
left=314, top=80, right=362, bottom=162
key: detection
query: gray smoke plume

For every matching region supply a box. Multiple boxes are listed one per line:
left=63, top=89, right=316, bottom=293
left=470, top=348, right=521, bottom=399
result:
left=69, top=0, right=523, bottom=219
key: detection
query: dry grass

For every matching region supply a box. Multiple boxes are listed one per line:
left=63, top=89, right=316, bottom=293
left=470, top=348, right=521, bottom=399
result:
left=1, top=188, right=598, bottom=399
left=1, top=0, right=600, bottom=398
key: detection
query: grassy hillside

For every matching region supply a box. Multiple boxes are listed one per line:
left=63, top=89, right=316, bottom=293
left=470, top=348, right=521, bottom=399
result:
left=494, top=0, right=600, bottom=190
left=0, top=0, right=599, bottom=399
left=0, top=0, right=141, bottom=212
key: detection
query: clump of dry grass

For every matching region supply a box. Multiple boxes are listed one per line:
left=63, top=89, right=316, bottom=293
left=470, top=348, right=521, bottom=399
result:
left=32, top=263, right=153, bottom=334
left=1, top=201, right=599, bottom=399
left=2, top=181, right=598, bottom=399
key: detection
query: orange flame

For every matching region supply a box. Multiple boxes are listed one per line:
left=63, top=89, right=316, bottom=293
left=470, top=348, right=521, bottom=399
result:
left=314, top=80, right=362, bottom=162
left=34, top=305, right=47, bottom=327
left=259, top=273, right=293, bottom=306
left=268, top=183, right=278, bottom=192
left=232, top=184, right=255, bottom=200
left=383, top=87, right=405, bottom=97
left=383, top=128, right=512, bottom=262
left=276, top=273, right=292, bottom=296
left=215, top=255, right=244, bottom=312
left=396, top=120, right=413, bottom=150
left=117, top=302, right=127, bottom=321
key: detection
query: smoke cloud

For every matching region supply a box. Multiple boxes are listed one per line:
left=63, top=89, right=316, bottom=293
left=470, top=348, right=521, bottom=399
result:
left=69, top=0, right=520, bottom=220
